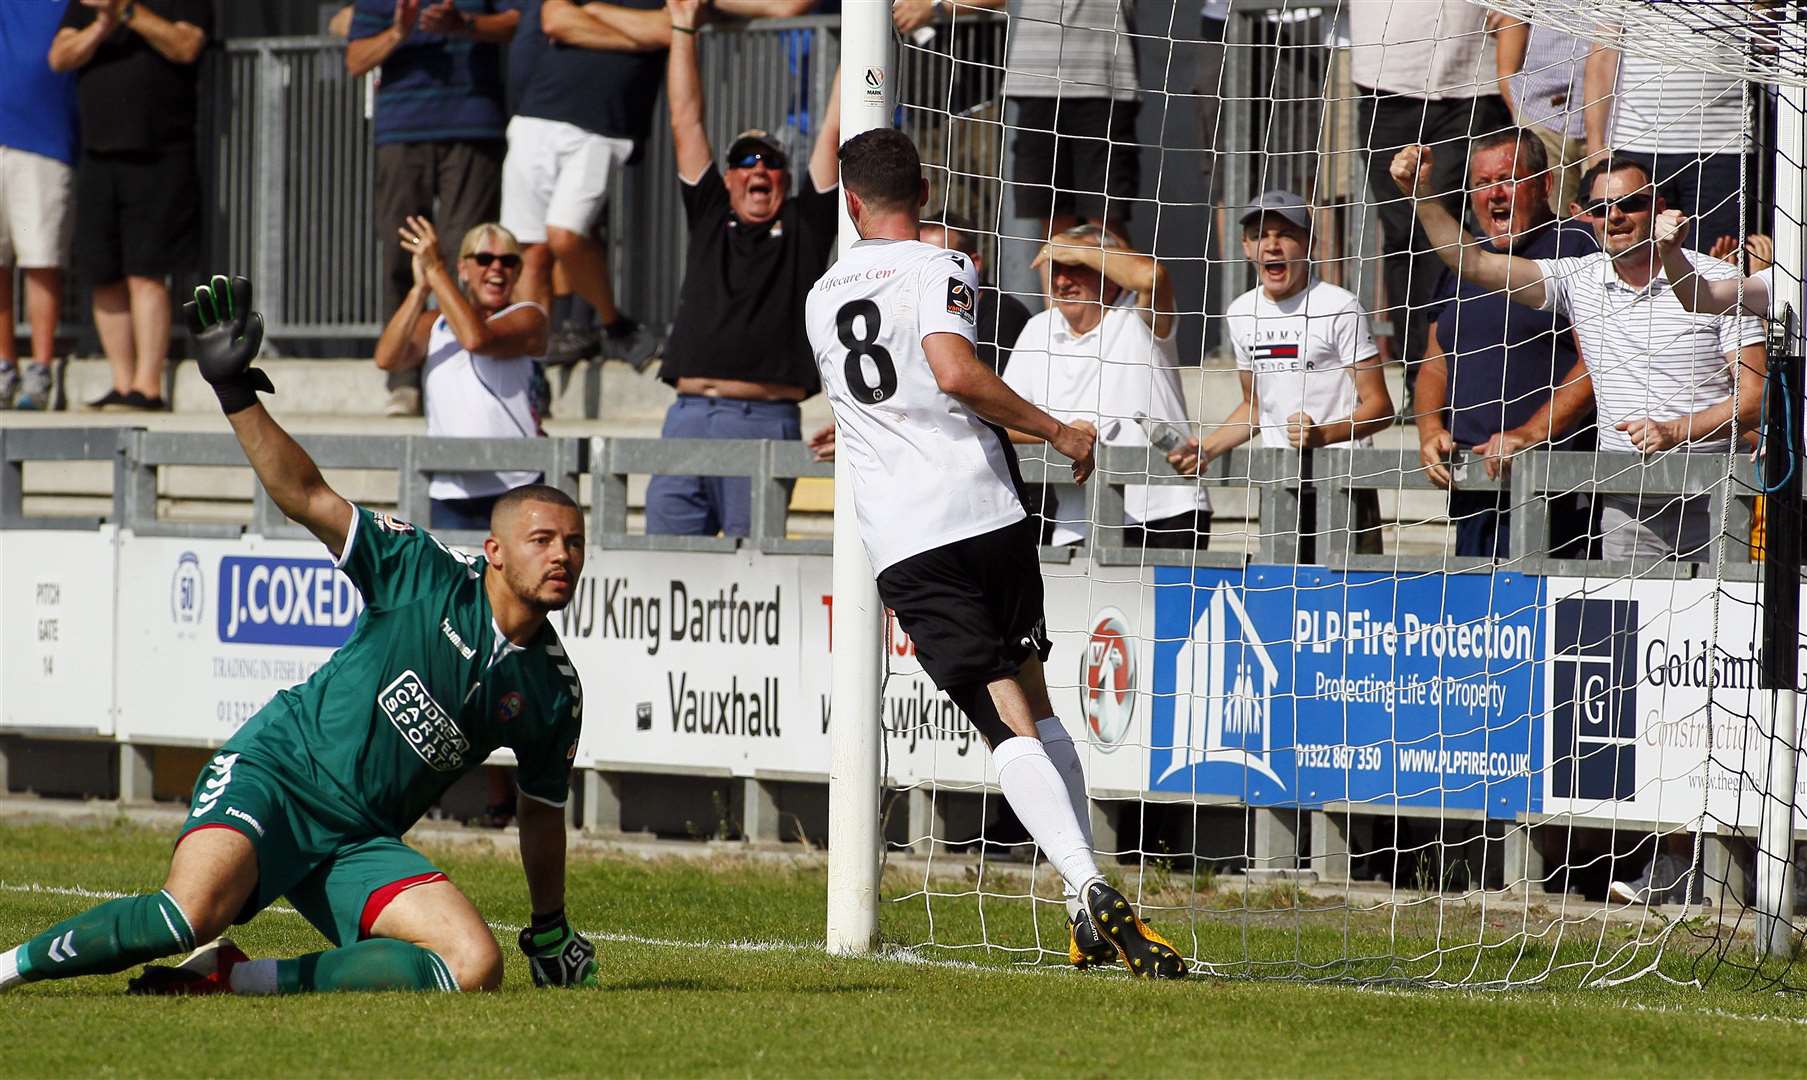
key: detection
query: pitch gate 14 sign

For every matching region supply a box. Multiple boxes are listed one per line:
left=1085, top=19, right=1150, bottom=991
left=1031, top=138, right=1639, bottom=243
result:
left=1148, top=567, right=1545, bottom=818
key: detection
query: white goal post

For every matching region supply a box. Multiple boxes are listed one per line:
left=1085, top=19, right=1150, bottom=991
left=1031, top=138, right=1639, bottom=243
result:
left=824, top=0, right=893, bottom=958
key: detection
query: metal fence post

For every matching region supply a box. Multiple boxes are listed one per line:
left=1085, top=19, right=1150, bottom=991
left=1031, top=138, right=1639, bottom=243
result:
left=592, top=437, right=628, bottom=540
left=255, top=47, right=289, bottom=336
left=0, top=429, right=14, bottom=527
left=119, top=429, right=159, bottom=532
left=398, top=437, right=431, bottom=526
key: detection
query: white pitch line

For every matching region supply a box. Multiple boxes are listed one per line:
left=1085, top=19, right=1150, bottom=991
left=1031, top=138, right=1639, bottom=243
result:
left=0, top=879, right=1071, bottom=980
left=9, top=880, right=1807, bottom=1019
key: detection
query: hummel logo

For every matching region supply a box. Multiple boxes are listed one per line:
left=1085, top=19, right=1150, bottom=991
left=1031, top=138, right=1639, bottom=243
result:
left=46, top=931, right=78, bottom=964
left=226, top=805, right=266, bottom=837
left=441, top=618, right=476, bottom=661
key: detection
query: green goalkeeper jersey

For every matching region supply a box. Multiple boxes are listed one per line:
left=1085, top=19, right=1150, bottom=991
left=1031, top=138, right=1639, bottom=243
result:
left=221, top=505, right=584, bottom=837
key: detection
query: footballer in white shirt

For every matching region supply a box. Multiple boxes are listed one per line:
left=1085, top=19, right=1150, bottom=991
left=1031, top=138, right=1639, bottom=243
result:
left=806, top=127, right=1184, bottom=979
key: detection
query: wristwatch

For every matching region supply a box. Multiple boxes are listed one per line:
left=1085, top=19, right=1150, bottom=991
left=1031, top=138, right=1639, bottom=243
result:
left=120, top=1, right=136, bottom=26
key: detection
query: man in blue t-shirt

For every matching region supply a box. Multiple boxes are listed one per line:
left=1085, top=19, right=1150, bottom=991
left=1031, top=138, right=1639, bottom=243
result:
left=347, top=0, right=519, bottom=418
left=0, top=1, right=77, bottom=411
left=1415, top=129, right=1600, bottom=559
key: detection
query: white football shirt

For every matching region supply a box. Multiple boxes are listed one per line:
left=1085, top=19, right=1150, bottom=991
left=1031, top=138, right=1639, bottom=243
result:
left=1222, top=279, right=1380, bottom=448
left=806, top=238, right=1025, bottom=574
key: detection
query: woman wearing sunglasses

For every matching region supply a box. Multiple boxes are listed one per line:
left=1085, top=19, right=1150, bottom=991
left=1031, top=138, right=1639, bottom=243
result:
left=376, top=215, right=551, bottom=532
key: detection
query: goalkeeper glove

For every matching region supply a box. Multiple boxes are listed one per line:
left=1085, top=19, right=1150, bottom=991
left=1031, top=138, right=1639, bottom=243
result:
left=518, top=908, right=598, bottom=988
left=183, top=274, right=274, bottom=415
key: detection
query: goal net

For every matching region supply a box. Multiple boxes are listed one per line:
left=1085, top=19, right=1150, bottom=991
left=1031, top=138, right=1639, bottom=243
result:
left=860, top=0, right=1807, bottom=987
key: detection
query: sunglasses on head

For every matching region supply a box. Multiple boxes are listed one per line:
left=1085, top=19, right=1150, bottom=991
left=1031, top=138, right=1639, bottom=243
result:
left=1578, top=192, right=1653, bottom=217
left=465, top=252, right=522, bottom=269
left=729, top=150, right=786, bottom=171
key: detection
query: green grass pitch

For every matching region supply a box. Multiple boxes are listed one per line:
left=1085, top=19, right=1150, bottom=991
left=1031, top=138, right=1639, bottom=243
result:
left=3, top=817, right=1807, bottom=1078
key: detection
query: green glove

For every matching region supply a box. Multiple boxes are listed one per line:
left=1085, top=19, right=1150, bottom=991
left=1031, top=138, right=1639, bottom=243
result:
left=183, top=274, right=274, bottom=415
left=518, top=909, right=598, bottom=988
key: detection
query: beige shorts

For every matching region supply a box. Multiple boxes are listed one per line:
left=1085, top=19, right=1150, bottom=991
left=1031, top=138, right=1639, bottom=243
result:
left=500, top=116, right=633, bottom=244
left=0, top=147, right=73, bottom=269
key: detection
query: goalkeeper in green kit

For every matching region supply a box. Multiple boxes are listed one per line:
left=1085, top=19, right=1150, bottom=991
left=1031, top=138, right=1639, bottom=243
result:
left=0, top=276, right=598, bottom=995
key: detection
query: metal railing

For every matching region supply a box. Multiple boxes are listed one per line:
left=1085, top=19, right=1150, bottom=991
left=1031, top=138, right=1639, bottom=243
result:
left=0, top=426, right=1763, bottom=578
left=163, top=16, right=1006, bottom=346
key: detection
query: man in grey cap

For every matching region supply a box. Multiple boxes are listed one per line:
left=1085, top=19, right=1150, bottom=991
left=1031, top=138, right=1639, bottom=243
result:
left=1169, top=189, right=1393, bottom=557
left=648, top=0, right=842, bottom=537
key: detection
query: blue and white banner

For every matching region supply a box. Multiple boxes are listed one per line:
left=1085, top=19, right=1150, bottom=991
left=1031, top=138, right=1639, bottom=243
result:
left=1148, top=566, right=1545, bottom=818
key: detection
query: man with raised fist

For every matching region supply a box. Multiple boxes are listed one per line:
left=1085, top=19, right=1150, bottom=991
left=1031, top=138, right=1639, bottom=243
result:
left=1392, top=143, right=1766, bottom=561
left=0, top=276, right=598, bottom=996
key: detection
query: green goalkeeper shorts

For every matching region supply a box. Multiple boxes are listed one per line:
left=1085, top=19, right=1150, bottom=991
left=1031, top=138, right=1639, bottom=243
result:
left=179, top=751, right=446, bottom=947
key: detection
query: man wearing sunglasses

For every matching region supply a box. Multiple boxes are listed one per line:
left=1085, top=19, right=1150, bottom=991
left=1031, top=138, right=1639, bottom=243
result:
left=646, top=0, right=842, bottom=538
left=1394, top=145, right=1766, bottom=562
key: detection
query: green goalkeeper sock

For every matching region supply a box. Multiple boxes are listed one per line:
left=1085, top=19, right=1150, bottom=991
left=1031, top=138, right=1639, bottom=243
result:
left=16, top=890, right=195, bottom=982
left=249, top=939, right=458, bottom=994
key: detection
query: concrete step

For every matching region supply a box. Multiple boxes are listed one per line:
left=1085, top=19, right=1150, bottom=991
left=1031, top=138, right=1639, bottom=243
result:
left=49, top=356, right=817, bottom=426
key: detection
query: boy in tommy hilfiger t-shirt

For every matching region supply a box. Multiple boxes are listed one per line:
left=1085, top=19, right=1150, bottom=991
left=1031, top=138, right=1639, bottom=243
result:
left=1171, top=189, right=1393, bottom=557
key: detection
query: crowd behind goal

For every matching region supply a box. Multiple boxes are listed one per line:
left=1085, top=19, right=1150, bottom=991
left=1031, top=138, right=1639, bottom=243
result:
left=2, top=0, right=1793, bottom=569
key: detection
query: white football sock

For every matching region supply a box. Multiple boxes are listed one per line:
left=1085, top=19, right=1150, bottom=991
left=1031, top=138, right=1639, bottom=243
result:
left=0, top=946, right=21, bottom=991
left=228, top=957, right=279, bottom=996
left=1035, top=717, right=1097, bottom=918
left=992, top=736, right=1102, bottom=902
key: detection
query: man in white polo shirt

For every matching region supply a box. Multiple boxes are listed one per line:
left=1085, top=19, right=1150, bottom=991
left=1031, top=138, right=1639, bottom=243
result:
left=1003, top=225, right=1211, bottom=549
left=1393, top=148, right=1766, bottom=561
left=1168, top=190, right=1393, bottom=559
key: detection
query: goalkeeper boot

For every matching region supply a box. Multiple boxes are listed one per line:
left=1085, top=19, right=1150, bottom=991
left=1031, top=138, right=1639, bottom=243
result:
left=1082, top=880, right=1186, bottom=980
left=1067, top=908, right=1118, bottom=970
left=127, top=938, right=249, bottom=996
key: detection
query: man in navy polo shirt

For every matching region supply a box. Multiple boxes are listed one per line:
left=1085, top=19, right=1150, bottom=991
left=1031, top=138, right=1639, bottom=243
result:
left=348, top=0, right=519, bottom=417
left=1415, top=129, right=1599, bottom=558
left=0, top=0, right=77, bottom=411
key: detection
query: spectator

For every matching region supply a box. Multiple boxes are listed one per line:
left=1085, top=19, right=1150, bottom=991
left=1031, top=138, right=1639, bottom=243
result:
left=1660, top=225, right=1791, bottom=562
left=0, top=1, right=78, bottom=411
left=1170, top=191, right=1392, bottom=558
left=1583, top=34, right=1752, bottom=254
left=346, top=0, right=520, bottom=418
left=1347, top=0, right=1512, bottom=392
left=648, top=0, right=841, bottom=538
left=49, top=0, right=211, bottom=413
left=904, top=0, right=1137, bottom=237
left=1416, top=130, right=1598, bottom=559
left=374, top=216, right=549, bottom=530
left=1003, top=225, right=1211, bottom=550
left=1395, top=148, right=1766, bottom=562
left=920, top=213, right=1031, bottom=374
left=1492, top=14, right=1590, bottom=215
left=503, top=0, right=667, bottom=369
